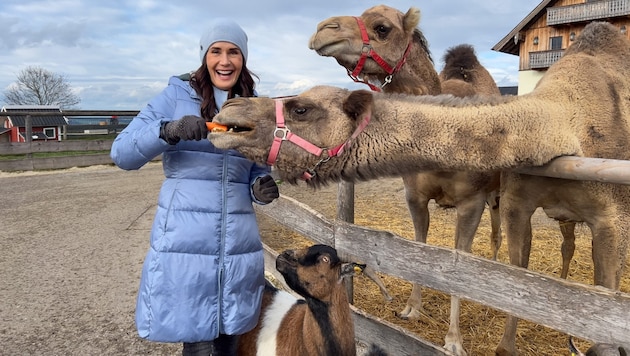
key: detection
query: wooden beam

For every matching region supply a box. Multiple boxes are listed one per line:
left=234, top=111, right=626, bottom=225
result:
left=516, top=156, right=630, bottom=185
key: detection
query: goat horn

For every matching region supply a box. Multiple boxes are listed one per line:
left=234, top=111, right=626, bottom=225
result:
left=568, top=336, right=585, bottom=356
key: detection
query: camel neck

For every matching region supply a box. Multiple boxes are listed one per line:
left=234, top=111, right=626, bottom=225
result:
left=327, top=94, right=582, bottom=181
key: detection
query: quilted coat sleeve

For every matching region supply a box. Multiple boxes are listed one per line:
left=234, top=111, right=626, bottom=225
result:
left=249, top=163, right=272, bottom=204
left=110, top=84, right=177, bottom=170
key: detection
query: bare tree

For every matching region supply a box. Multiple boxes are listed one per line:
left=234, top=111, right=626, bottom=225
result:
left=3, top=66, right=81, bottom=108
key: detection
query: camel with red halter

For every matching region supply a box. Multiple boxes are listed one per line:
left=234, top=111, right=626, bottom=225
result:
left=208, top=21, right=630, bottom=356
left=309, top=6, right=502, bottom=355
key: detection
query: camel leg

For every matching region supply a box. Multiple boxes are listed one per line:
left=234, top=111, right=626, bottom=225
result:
left=496, top=192, right=536, bottom=356
left=398, top=177, right=430, bottom=319
left=445, top=296, right=465, bottom=356
left=559, top=221, right=576, bottom=279
left=590, top=222, right=622, bottom=289
left=496, top=315, right=519, bottom=356
left=487, top=190, right=502, bottom=260
left=443, top=197, right=486, bottom=356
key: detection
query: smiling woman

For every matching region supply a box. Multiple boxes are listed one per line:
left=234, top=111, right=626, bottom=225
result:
left=109, top=17, right=279, bottom=356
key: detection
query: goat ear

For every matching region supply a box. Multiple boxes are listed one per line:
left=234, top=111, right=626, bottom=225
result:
left=339, top=262, right=366, bottom=283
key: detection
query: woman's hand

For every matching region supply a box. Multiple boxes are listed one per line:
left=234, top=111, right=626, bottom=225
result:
left=252, top=175, right=279, bottom=203
left=161, top=115, right=208, bottom=144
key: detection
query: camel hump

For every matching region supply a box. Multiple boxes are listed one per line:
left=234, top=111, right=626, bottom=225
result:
left=566, top=21, right=630, bottom=57
left=440, top=44, right=481, bottom=83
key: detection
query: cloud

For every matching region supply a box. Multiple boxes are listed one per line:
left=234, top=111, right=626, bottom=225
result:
left=0, top=0, right=540, bottom=109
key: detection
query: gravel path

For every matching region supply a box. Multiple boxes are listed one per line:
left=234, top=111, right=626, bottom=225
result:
left=0, top=163, right=377, bottom=356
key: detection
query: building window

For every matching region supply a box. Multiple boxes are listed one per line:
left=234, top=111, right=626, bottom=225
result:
left=550, top=36, right=563, bottom=50
left=43, top=127, right=55, bottom=138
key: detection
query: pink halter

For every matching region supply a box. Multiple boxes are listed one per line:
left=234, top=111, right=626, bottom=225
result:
left=267, top=99, right=370, bottom=180
left=347, top=16, right=412, bottom=92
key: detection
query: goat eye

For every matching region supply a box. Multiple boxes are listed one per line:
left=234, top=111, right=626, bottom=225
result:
left=321, top=256, right=330, bottom=264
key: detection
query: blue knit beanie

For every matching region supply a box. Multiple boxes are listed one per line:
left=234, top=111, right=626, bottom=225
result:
left=199, top=18, right=248, bottom=63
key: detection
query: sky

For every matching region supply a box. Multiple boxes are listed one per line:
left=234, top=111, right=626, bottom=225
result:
left=0, top=0, right=542, bottom=110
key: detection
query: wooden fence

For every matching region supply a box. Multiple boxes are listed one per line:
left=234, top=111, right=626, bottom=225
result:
left=1, top=124, right=630, bottom=352
left=0, top=110, right=138, bottom=171
left=256, top=194, right=630, bottom=354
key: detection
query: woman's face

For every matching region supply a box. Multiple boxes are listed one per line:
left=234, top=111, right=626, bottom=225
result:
left=205, top=41, right=244, bottom=91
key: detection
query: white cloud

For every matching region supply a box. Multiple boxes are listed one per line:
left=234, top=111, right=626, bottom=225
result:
left=0, top=0, right=541, bottom=109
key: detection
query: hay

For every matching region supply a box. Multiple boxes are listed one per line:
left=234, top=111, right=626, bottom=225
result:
left=259, top=177, right=629, bottom=355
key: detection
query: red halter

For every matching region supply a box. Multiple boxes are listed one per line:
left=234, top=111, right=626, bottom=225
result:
left=348, top=16, right=412, bottom=92
left=267, top=99, right=371, bottom=180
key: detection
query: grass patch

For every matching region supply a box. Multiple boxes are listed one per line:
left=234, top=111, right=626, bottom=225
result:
left=0, top=150, right=110, bottom=161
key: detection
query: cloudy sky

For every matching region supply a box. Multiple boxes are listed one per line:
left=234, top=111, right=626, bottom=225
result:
left=0, top=0, right=541, bottom=110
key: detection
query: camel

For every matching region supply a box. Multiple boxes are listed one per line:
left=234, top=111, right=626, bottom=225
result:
left=309, top=6, right=502, bottom=355
left=208, top=21, right=630, bottom=356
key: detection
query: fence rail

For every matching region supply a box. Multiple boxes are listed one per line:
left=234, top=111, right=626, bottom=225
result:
left=256, top=195, right=630, bottom=353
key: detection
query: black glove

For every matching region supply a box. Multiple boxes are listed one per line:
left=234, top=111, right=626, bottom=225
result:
left=160, top=115, right=207, bottom=145
left=252, top=175, right=279, bottom=203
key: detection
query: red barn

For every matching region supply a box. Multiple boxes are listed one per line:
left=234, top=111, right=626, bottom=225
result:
left=1, top=106, right=67, bottom=142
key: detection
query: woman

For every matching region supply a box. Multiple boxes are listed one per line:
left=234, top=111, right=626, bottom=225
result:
left=110, top=18, right=278, bottom=356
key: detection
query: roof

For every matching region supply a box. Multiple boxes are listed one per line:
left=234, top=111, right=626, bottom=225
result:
left=499, top=86, right=519, bottom=96
left=492, top=0, right=555, bottom=56
left=1, top=106, right=67, bottom=127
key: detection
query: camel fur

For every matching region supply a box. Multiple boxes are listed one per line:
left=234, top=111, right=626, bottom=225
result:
left=309, top=6, right=502, bottom=355
left=209, top=21, right=630, bottom=356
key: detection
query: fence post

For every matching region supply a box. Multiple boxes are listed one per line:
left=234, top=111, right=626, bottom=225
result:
left=337, top=181, right=355, bottom=303
left=25, top=115, right=32, bottom=158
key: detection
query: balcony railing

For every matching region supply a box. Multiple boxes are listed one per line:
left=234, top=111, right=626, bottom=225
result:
left=529, top=49, right=565, bottom=69
left=547, top=0, right=630, bottom=26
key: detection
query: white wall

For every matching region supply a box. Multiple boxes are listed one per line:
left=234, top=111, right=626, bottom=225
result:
left=517, top=69, right=547, bottom=95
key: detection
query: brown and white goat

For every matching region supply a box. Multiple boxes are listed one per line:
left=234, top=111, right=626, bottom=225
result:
left=237, top=244, right=367, bottom=356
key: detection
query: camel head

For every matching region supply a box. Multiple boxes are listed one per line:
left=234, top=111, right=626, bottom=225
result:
left=309, top=5, right=439, bottom=94
left=209, top=86, right=374, bottom=185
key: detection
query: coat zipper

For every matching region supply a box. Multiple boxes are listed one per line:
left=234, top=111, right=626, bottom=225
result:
left=217, top=151, right=229, bottom=334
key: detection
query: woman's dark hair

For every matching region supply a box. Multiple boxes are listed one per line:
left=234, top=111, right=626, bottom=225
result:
left=190, top=59, right=258, bottom=121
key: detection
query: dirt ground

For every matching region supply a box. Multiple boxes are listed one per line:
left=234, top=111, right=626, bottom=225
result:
left=1, top=162, right=628, bottom=355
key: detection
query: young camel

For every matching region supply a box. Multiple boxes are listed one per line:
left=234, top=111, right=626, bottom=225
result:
left=209, top=22, right=630, bottom=356
left=309, top=6, right=502, bottom=355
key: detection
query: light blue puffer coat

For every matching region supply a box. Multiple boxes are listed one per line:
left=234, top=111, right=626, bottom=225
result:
left=110, top=75, right=270, bottom=342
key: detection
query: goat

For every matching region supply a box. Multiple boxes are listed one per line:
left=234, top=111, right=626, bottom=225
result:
left=569, top=336, right=629, bottom=356
left=237, top=244, right=386, bottom=356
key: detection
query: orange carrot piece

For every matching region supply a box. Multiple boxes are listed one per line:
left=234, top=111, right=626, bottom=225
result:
left=206, top=122, right=228, bottom=132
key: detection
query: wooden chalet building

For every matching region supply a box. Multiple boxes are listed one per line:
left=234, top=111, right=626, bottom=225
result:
left=493, top=0, right=630, bottom=94
left=1, top=105, right=67, bottom=143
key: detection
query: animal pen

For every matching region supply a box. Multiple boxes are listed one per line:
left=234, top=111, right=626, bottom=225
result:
left=1, top=112, right=630, bottom=353
left=256, top=157, right=630, bottom=355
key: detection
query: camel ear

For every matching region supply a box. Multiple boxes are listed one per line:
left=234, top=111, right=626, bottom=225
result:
left=404, top=7, right=421, bottom=33
left=343, top=90, right=374, bottom=122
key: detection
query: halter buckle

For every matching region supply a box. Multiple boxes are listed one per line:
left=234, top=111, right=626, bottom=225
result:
left=273, top=127, right=290, bottom=140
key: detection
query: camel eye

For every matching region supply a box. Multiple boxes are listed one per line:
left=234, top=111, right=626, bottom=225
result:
left=374, top=25, right=389, bottom=37
left=293, top=107, right=307, bottom=115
